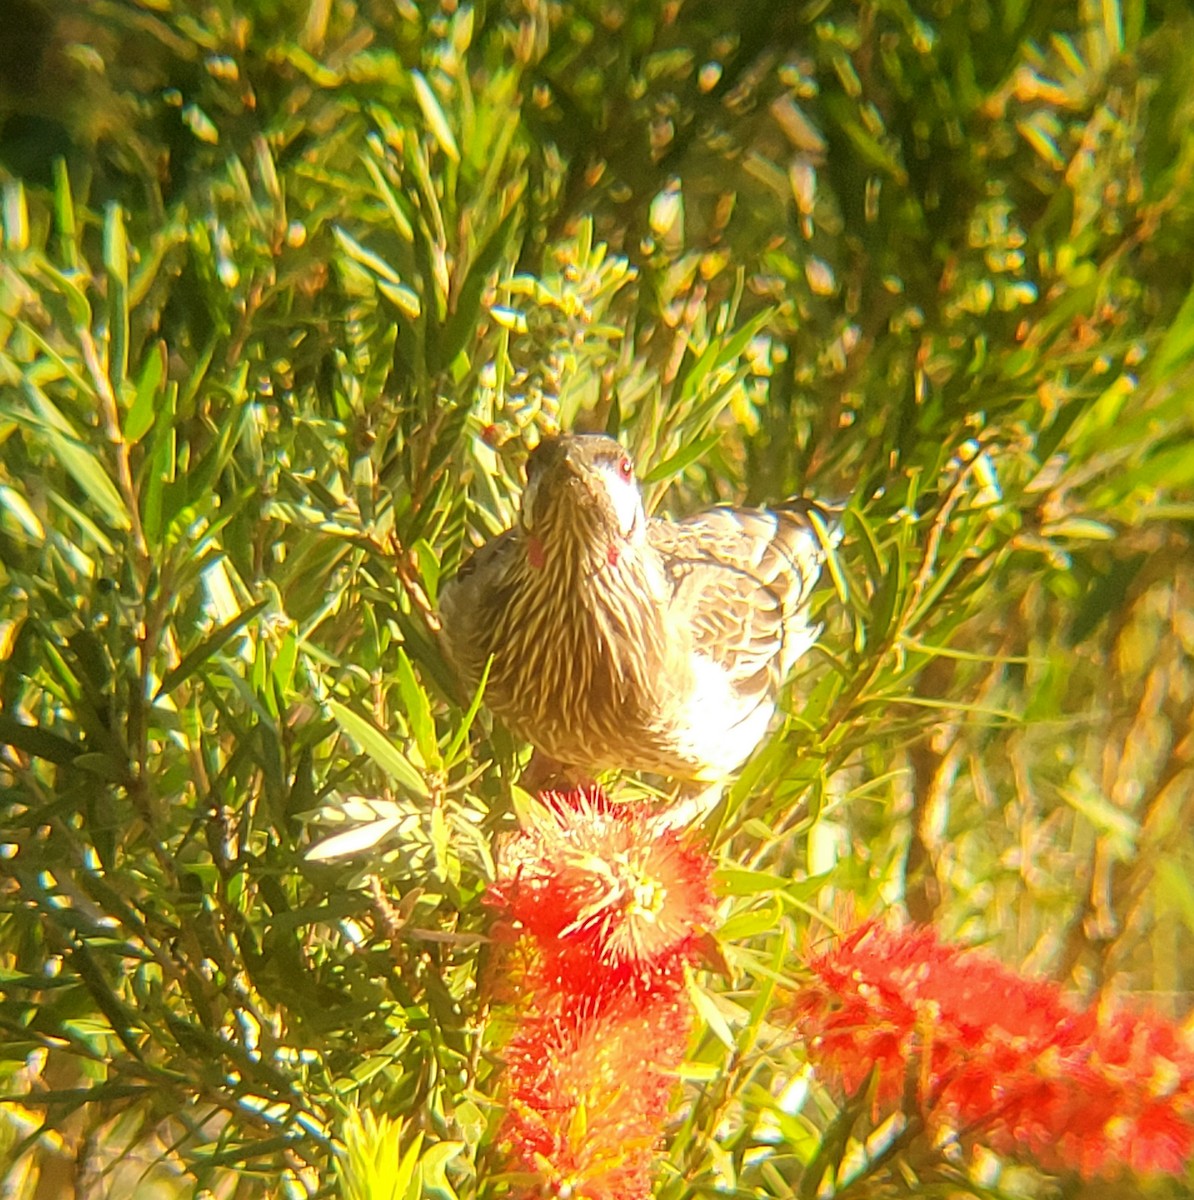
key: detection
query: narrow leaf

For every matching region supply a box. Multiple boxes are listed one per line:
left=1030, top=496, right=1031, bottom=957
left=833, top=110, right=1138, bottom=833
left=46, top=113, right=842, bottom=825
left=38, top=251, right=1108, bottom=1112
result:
left=641, top=430, right=722, bottom=485
left=333, top=226, right=403, bottom=284
left=126, top=341, right=165, bottom=442
left=305, top=816, right=403, bottom=862
left=411, top=70, right=460, bottom=162
left=686, top=973, right=736, bottom=1050
left=327, top=699, right=429, bottom=798
left=0, top=715, right=79, bottom=765
left=155, top=600, right=266, bottom=698
left=444, top=655, right=492, bottom=765
left=1059, top=778, right=1139, bottom=845
left=104, top=203, right=129, bottom=394
left=361, top=151, right=414, bottom=242
left=395, top=648, right=440, bottom=770
left=420, top=1141, right=464, bottom=1195
left=20, top=385, right=131, bottom=531
left=53, top=157, right=79, bottom=269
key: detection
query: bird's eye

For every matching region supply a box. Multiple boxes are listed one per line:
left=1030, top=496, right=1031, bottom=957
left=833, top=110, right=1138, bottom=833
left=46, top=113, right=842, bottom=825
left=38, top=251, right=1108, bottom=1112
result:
left=618, top=456, right=634, bottom=481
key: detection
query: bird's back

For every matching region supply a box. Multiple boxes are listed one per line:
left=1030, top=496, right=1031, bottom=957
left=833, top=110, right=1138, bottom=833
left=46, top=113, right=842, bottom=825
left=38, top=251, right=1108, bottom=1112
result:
left=646, top=500, right=833, bottom=778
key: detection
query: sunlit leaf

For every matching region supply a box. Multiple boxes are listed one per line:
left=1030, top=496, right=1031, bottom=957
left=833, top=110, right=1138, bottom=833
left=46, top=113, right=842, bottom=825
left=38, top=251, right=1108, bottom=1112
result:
left=306, top=815, right=404, bottom=861
left=156, top=600, right=266, bottom=698
left=327, top=699, right=430, bottom=798
left=16, top=385, right=131, bottom=532
left=411, top=70, right=461, bottom=163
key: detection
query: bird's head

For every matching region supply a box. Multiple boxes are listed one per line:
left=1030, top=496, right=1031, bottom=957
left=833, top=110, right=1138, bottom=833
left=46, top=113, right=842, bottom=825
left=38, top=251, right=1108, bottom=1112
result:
left=520, top=434, right=645, bottom=566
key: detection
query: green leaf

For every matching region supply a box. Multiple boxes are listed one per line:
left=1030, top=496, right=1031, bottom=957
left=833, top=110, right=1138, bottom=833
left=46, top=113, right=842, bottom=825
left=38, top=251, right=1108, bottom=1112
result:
left=377, top=278, right=422, bottom=320
left=334, top=226, right=404, bottom=284
left=869, top=539, right=903, bottom=645
left=685, top=972, right=736, bottom=1050
left=18, top=384, right=131, bottom=532
left=161, top=383, right=248, bottom=533
left=809, top=506, right=848, bottom=604
left=155, top=600, right=266, bottom=699
left=34, top=259, right=92, bottom=328
left=443, top=655, right=492, bottom=766
left=103, top=202, right=129, bottom=396
left=438, top=205, right=520, bottom=369
left=139, top=380, right=177, bottom=544
left=677, top=311, right=766, bottom=406
left=1149, top=279, right=1194, bottom=380
left=714, top=866, right=787, bottom=896
left=3, top=178, right=28, bottom=250
left=717, top=902, right=783, bottom=941
left=641, top=429, right=722, bottom=485
left=395, top=648, right=440, bottom=770
left=1059, top=775, right=1139, bottom=848
left=411, top=70, right=460, bottom=162
left=848, top=508, right=884, bottom=595
left=430, top=804, right=451, bottom=882
left=0, top=483, right=44, bottom=542
left=1157, top=859, right=1194, bottom=935
left=420, top=1140, right=463, bottom=1197
left=411, top=539, right=441, bottom=606
left=1124, top=441, right=1194, bottom=492
left=361, top=150, right=415, bottom=242
left=274, top=43, right=342, bottom=87
left=327, top=699, right=430, bottom=798
left=0, top=715, right=79, bottom=765
left=53, top=157, right=79, bottom=270
left=306, top=814, right=404, bottom=862
left=126, top=340, right=165, bottom=442
left=17, top=320, right=93, bottom=397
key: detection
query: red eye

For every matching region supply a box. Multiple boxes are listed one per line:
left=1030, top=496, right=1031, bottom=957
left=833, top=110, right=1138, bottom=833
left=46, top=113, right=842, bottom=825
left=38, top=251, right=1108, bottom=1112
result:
left=618, top=456, right=633, bottom=481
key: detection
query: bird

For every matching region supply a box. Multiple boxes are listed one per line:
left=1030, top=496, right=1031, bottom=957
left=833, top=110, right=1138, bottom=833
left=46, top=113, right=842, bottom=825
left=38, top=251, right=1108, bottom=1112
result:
left=438, top=432, right=835, bottom=788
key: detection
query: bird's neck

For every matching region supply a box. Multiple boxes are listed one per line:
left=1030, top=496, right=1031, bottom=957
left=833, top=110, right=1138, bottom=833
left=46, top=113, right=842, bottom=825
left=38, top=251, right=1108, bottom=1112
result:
left=534, top=526, right=669, bottom=670
left=495, top=522, right=674, bottom=747
left=525, top=516, right=636, bottom=581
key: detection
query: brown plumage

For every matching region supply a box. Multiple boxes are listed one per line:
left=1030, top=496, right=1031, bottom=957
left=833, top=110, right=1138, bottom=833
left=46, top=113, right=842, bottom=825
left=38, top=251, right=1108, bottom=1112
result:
left=438, top=433, right=833, bottom=782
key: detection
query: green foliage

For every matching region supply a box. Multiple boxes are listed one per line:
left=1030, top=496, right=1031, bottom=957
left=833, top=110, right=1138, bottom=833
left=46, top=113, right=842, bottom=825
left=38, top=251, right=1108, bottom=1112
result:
left=335, top=1109, right=463, bottom=1200
left=1, top=0, right=1192, bottom=1196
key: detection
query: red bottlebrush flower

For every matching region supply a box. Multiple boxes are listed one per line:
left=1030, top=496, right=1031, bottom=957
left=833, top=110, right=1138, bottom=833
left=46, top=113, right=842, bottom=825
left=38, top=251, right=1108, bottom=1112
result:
left=488, top=786, right=712, bottom=1198
left=502, top=979, right=693, bottom=1200
left=489, top=786, right=715, bottom=998
left=793, top=923, right=1194, bottom=1180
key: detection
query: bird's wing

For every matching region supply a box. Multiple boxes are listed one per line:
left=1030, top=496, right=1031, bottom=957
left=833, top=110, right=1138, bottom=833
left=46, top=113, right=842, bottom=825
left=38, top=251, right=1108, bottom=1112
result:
left=438, top=528, right=522, bottom=691
left=647, top=502, right=830, bottom=704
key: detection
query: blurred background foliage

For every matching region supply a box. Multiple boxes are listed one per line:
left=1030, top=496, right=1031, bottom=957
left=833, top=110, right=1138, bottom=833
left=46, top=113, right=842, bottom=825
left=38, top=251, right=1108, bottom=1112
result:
left=0, top=0, right=1192, bottom=1196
